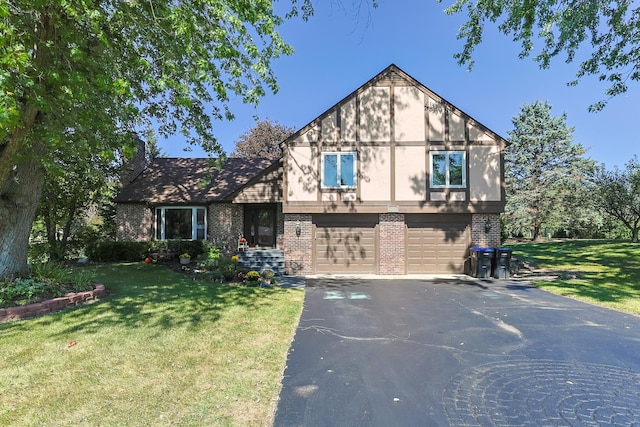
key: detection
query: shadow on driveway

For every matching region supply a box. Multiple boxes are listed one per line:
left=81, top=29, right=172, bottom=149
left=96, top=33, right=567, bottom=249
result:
left=275, top=277, right=640, bottom=426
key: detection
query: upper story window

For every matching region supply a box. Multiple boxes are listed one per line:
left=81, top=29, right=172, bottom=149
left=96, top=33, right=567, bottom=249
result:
left=429, top=151, right=466, bottom=188
left=321, top=152, right=357, bottom=189
left=155, top=206, right=206, bottom=240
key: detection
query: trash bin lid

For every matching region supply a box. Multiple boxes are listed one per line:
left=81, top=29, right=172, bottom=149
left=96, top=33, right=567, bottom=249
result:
left=497, top=247, right=512, bottom=252
left=476, top=247, right=495, bottom=252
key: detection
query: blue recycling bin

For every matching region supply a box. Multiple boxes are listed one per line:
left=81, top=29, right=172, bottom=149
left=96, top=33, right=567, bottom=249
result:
left=493, top=247, right=512, bottom=279
left=470, top=247, right=495, bottom=278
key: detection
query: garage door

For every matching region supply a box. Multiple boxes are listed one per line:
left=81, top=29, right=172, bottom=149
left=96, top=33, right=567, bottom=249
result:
left=314, top=215, right=377, bottom=274
left=406, top=215, right=470, bottom=274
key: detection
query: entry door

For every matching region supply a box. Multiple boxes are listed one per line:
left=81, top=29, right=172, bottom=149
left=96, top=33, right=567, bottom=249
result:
left=244, top=206, right=276, bottom=248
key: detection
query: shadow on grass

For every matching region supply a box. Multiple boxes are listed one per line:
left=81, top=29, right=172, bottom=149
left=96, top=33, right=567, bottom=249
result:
left=0, top=263, right=288, bottom=336
left=511, top=240, right=640, bottom=310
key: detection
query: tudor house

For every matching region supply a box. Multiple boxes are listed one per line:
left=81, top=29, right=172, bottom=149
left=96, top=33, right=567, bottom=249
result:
left=115, top=64, right=506, bottom=275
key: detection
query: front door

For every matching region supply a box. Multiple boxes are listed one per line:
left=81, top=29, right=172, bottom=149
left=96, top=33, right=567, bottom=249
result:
left=244, top=205, right=276, bottom=248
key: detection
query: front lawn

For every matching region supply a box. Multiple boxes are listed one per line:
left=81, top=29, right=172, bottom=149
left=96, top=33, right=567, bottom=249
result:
left=511, top=239, right=640, bottom=316
left=0, top=263, right=303, bottom=426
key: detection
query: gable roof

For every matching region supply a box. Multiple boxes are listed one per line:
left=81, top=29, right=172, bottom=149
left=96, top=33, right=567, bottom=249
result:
left=281, top=63, right=508, bottom=147
left=115, top=157, right=277, bottom=204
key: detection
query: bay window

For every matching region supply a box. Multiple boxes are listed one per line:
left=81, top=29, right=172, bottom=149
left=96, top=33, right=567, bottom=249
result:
left=155, top=207, right=206, bottom=240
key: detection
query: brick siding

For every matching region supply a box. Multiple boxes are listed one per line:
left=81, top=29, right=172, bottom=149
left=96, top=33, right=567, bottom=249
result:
left=471, top=213, right=501, bottom=248
left=276, top=204, right=284, bottom=249
left=116, top=203, right=153, bottom=241
left=208, top=203, right=244, bottom=253
left=379, top=213, right=406, bottom=274
left=283, top=213, right=313, bottom=275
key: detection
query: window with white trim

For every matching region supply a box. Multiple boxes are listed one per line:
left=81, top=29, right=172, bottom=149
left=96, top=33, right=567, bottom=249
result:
left=155, top=207, right=207, bottom=240
left=321, top=152, right=357, bottom=189
left=429, top=151, right=466, bottom=188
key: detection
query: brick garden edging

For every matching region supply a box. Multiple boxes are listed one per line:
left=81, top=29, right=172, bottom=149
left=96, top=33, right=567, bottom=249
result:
left=0, top=284, right=106, bottom=323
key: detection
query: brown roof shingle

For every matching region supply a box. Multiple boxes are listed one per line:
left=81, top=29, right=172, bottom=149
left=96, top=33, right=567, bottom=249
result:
left=115, top=157, right=277, bottom=204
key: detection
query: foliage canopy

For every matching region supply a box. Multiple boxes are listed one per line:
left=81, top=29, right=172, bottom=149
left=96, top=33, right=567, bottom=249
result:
left=441, top=0, right=640, bottom=110
left=0, top=0, right=314, bottom=278
left=504, top=100, right=595, bottom=240
left=231, top=119, right=295, bottom=159
left=591, top=157, right=640, bottom=242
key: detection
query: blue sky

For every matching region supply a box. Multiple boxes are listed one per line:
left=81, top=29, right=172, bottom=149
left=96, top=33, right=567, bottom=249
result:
left=158, top=1, right=637, bottom=169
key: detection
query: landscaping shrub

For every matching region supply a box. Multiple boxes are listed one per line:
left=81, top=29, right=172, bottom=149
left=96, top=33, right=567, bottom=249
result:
left=27, top=242, right=49, bottom=264
left=0, top=279, right=49, bottom=306
left=87, top=241, right=149, bottom=262
left=0, top=262, right=96, bottom=307
left=148, top=240, right=207, bottom=260
left=260, top=269, right=276, bottom=281
left=30, top=262, right=70, bottom=284
left=245, top=270, right=261, bottom=286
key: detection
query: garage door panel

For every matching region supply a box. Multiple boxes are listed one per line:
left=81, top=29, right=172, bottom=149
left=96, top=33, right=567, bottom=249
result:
left=406, top=222, right=469, bottom=274
left=315, top=226, right=376, bottom=274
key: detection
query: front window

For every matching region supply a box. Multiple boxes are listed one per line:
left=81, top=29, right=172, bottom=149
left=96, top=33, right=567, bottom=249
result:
left=155, top=207, right=207, bottom=240
left=429, top=151, right=466, bottom=188
left=322, top=152, right=356, bottom=189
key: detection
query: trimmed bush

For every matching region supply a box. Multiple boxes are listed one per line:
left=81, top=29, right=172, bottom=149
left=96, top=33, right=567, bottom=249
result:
left=87, top=241, right=149, bottom=262
left=148, top=240, right=207, bottom=260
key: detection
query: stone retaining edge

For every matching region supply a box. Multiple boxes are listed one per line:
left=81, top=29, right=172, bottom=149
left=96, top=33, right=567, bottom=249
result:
left=0, top=284, right=106, bottom=323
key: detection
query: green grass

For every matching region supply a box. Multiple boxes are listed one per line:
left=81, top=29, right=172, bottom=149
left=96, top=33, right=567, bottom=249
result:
left=0, top=263, right=304, bottom=426
left=511, top=239, right=640, bottom=316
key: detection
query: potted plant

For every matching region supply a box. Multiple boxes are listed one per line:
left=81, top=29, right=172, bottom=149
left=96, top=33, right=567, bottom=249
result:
left=245, top=270, right=261, bottom=287
left=260, top=269, right=276, bottom=287
left=179, top=253, right=191, bottom=265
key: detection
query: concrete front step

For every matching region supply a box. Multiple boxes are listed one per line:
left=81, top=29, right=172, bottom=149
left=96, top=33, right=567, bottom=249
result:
left=236, top=249, right=285, bottom=275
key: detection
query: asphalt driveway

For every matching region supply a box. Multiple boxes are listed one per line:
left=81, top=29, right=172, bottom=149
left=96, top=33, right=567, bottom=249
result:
left=274, top=277, right=640, bottom=426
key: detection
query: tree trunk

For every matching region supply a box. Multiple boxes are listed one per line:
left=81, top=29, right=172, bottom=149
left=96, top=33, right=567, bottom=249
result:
left=531, top=224, right=541, bottom=241
left=0, top=155, right=46, bottom=279
left=632, top=228, right=639, bottom=243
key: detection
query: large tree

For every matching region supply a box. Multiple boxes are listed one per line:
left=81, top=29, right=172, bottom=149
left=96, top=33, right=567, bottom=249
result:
left=231, top=119, right=295, bottom=159
left=36, top=139, right=115, bottom=262
left=591, top=156, right=640, bottom=242
left=441, top=0, right=640, bottom=110
left=0, top=1, right=314, bottom=279
left=504, top=100, right=595, bottom=240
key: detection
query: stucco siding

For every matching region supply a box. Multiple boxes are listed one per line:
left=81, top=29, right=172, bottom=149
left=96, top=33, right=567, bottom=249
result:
left=428, top=97, right=445, bottom=141
left=341, top=97, right=357, bottom=142
left=469, top=123, right=496, bottom=142
left=359, top=86, right=390, bottom=142
left=394, top=86, right=425, bottom=142
left=286, top=146, right=318, bottom=202
left=322, top=111, right=338, bottom=144
left=395, top=146, right=426, bottom=201
left=360, top=146, right=391, bottom=201
left=450, top=112, right=465, bottom=141
left=469, top=145, right=502, bottom=201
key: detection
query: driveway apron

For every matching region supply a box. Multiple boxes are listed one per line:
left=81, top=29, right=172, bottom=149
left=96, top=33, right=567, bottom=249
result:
left=274, top=277, right=640, bottom=426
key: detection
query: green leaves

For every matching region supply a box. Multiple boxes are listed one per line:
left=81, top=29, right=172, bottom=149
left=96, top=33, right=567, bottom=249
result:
left=591, top=156, right=640, bottom=241
left=2, top=0, right=303, bottom=167
left=441, top=0, right=640, bottom=110
left=504, top=100, right=596, bottom=239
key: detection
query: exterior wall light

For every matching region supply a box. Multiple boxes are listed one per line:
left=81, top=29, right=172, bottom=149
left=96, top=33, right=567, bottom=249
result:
left=484, top=219, right=492, bottom=234
left=295, top=221, right=301, bottom=237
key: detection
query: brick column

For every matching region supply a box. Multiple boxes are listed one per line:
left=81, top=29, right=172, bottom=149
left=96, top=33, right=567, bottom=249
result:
left=283, top=214, right=313, bottom=275
left=471, top=213, right=501, bottom=248
left=379, top=213, right=405, bottom=275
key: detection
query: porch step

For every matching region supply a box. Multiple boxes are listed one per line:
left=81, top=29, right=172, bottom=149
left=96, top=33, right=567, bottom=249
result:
left=236, top=249, right=285, bottom=276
